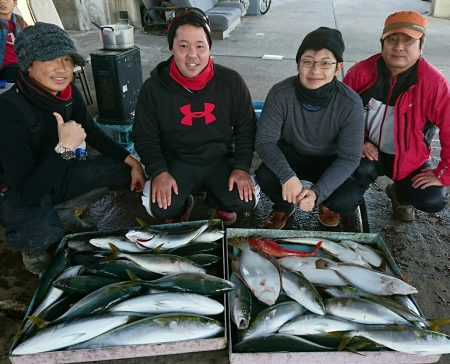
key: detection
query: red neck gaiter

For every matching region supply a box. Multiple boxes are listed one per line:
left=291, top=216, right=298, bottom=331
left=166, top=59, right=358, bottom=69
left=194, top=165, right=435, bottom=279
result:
left=169, top=57, right=214, bottom=91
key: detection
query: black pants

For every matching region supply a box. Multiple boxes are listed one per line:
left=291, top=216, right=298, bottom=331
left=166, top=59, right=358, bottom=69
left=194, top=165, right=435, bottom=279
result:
left=351, top=152, right=448, bottom=213
left=150, top=159, right=256, bottom=220
left=255, top=142, right=362, bottom=215
left=0, top=156, right=130, bottom=254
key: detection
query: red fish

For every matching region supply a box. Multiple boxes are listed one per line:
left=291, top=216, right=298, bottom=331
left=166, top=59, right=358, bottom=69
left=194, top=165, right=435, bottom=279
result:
left=248, top=237, right=322, bottom=257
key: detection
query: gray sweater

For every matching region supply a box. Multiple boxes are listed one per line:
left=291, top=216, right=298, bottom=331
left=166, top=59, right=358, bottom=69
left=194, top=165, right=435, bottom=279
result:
left=255, top=76, right=364, bottom=204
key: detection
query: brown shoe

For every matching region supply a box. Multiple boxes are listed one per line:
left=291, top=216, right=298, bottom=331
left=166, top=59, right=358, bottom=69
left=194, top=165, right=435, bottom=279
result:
left=318, top=206, right=340, bottom=227
left=263, top=207, right=294, bottom=229
left=385, top=183, right=415, bottom=221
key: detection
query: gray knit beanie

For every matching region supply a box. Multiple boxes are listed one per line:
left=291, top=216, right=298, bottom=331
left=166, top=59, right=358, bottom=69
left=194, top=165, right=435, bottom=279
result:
left=15, top=22, right=85, bottom=72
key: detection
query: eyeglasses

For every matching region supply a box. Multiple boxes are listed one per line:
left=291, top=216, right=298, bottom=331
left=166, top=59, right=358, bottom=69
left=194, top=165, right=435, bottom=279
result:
left=168, top=7, right=210, bottom=30
left=384, top=35, right=418, bottom=47
left=299, top=59, right=337, bottom=69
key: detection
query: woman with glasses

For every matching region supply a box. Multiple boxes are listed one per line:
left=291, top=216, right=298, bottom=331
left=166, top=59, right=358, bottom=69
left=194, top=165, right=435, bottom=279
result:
left=343, top=11, right=449, bottom=221
left=255, top=27, right=364, bottom=229
left=132, top=7, right=258, bottom=226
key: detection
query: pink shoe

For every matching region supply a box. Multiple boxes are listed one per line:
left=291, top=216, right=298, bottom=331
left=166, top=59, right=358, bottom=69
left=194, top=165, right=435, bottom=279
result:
left=215, top=209, right=237, bottom=226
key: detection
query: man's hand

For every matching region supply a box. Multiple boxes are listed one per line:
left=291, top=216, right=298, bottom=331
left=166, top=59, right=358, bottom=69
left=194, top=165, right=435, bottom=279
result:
left=124, top=155, right=145, bottom=192
left=151, top=172, right=178, bottom=209
left=362, top=141, right=379, bottom=161
left=54, top=112, right=86, bottom=149
left=411, top=168, right=444, bottom=189
left=297, top=188, right=316, bottom=211
left=228, top=169, right=255, bottom=202
left=282, top=176, right=303, bottom=204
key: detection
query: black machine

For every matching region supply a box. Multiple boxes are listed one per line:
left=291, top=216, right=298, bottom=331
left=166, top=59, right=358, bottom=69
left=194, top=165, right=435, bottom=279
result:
left=90, top=46, right=143, bottom=123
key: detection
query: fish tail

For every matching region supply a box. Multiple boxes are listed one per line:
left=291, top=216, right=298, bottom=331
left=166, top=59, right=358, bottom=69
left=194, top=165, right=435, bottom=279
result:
left=125, top=269, right=142, bottom=281
left=28, top=315, right=48, bottom=329
left=337, top=332, right=356, bottom=351
left=428, top=318, right=450, bottom=331
left=135, top=217, right=149, bottom=228
left=344, top=342, right=369, bottom=355
left=104, top=244, right=120, bottom=261
left=228, top=237, right=247, bottom=249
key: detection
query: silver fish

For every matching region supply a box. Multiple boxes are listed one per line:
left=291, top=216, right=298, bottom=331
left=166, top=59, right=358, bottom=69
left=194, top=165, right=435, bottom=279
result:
left=341, top=326, right=450, bottom=355
left=278, top=256, right=349, bottom=286
left=67, top=314, right=224, bottom=349
left=283, top=237, right=370, bottom=267
left=279, top=314, right=361, bottom=335
left=89, top=236, right=144, bottom=253
left=192, top=229, right=224, bottom=243
left=237, top=242, right=281, bottom=306
left=109, top=292, right=224, bottom=315
left=30, top=265, right=83, bottom=318
left=324, top=286, right=426, bottom=324
left=12, top=313, right=134, bottom=355
left=393, top=295, right=422, bottom=316
left=320, top=261, right=418, bottom=296
left=339, top=240, right=383, bottom=268
left=243, top=301, right=306, bottom=341
left=281, top=268, right=325, bottom=315
left=325, top=297, right=411, bottom=325
left=112, top=252, right=206, bottom=275
left=67, top=239, right=96, bottom=252
left=229, top=272, right=252, bottom=330
left=127, top=223, right=209, bottom=251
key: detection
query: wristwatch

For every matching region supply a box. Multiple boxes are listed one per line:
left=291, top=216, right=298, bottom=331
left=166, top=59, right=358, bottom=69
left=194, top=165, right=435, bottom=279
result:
left=54, top=144, right=76, bottom=160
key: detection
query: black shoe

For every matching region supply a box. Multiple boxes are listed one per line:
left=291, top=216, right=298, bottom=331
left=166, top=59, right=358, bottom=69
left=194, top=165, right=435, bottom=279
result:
left=164, top=195, right=194, bottom=224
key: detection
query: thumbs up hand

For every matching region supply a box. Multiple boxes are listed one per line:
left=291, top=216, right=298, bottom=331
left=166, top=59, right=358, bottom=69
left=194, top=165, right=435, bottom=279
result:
left=53, top=112, right=86, bottom=149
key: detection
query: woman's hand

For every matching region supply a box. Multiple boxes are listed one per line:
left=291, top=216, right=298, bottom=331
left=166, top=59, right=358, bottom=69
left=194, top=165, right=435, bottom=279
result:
left=282, top=176, right=302, bottom=204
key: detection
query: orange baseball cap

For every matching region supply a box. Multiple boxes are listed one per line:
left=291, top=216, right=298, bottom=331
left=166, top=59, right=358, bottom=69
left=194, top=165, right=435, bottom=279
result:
left=382, top=11, right=427, bottom=40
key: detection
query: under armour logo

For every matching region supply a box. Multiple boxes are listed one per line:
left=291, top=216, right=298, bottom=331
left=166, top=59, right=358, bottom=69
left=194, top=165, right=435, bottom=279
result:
left=179, top=103, right=216, bottom=126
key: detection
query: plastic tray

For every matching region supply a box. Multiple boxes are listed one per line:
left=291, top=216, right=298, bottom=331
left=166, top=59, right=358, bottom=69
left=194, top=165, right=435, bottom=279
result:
left=225, top=228, right=440, bottom=364
left=10, top=220, right=228, bottom=363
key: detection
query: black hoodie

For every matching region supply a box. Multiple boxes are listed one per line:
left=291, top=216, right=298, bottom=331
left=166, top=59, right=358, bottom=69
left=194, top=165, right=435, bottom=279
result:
left=132, top=58, right=256, bottom=178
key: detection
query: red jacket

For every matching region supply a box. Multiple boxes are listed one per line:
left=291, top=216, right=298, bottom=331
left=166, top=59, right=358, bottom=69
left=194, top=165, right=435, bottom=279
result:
left=343, top=53, right=450, bottom=186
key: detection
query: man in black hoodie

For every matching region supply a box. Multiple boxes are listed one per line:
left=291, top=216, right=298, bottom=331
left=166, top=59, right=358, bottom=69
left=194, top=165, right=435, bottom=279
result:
left=133, top=7, right=258, bottom=226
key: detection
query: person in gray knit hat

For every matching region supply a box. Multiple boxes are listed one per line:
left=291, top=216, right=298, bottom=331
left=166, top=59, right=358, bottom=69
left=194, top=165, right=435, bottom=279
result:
left=255, top=27, right=364, bottom=229
left=15, top=22, right=85, bottom=72
left=0, top=22, right=145, bottom=274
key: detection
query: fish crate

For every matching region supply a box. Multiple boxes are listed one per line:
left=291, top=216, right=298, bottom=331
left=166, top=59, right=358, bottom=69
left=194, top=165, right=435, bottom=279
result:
left=225, top=228, right=441, bottom=364
left=10, top=220, right=228, bottom=364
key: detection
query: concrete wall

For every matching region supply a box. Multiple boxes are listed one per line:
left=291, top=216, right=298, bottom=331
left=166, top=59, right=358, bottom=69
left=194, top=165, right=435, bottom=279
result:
left=432, top=0, right=450, bottom=18
left=53, top=0, right=143, bottom=30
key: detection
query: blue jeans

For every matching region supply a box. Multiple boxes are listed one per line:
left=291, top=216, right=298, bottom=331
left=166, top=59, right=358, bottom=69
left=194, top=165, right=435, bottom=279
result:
left=0, top=156, right=130, bottom=254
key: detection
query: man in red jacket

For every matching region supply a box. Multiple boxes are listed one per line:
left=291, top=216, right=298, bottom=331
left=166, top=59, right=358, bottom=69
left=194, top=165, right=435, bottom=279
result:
left=343, top=10, right=449, bottom=221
